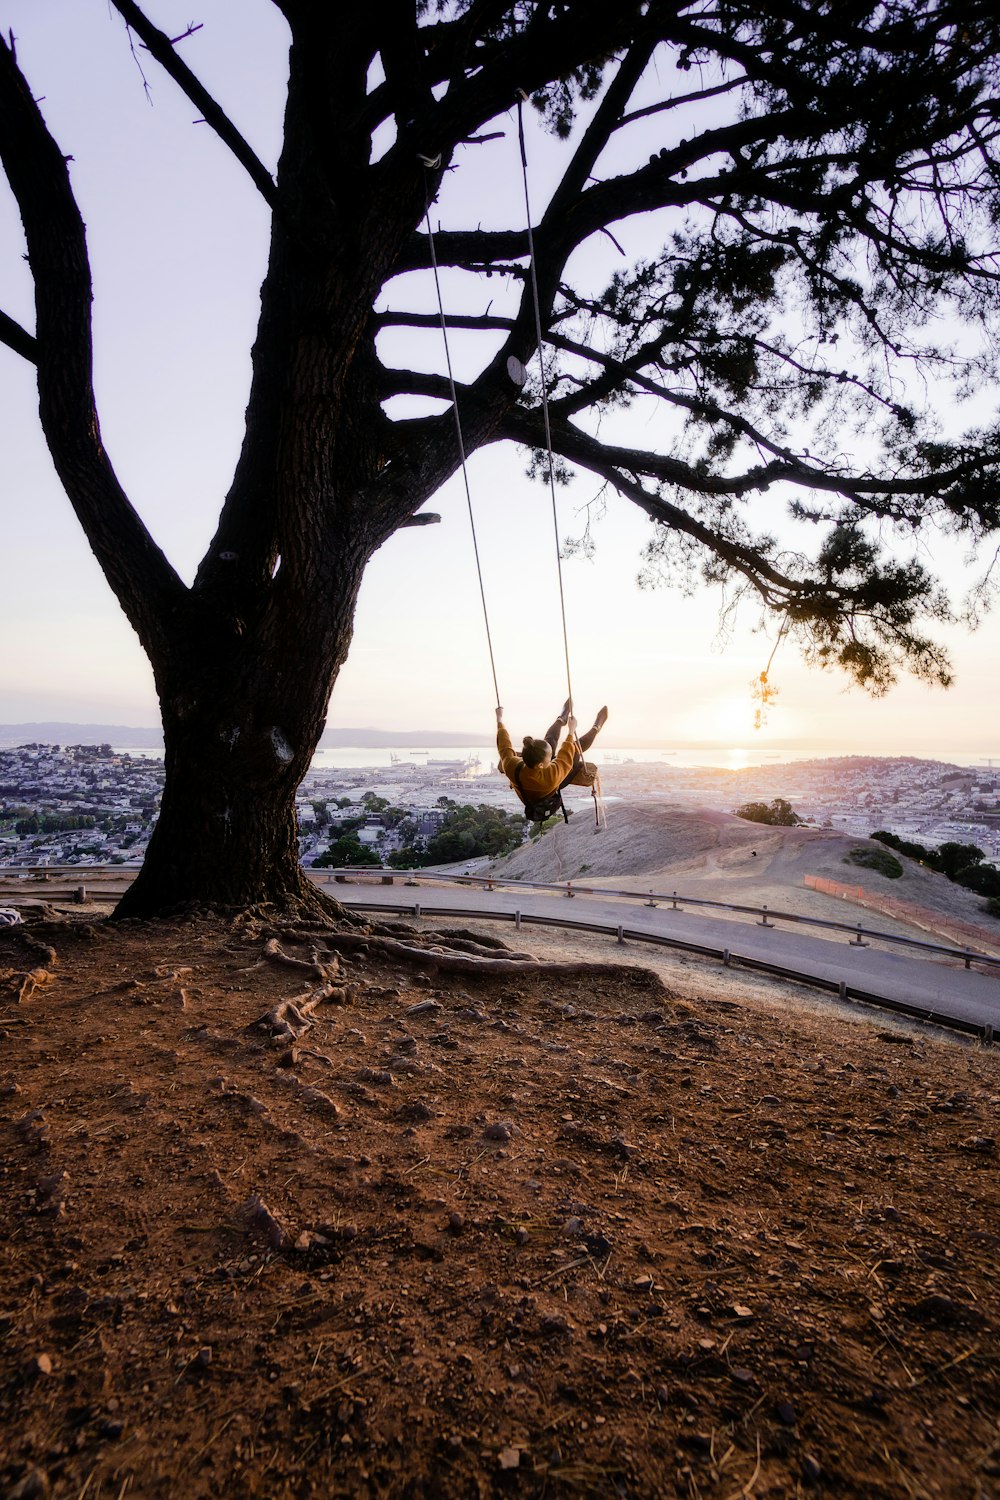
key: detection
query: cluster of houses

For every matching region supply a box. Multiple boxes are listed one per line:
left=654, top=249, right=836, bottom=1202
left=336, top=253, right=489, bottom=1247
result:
left=1, top=741, right=998, bottom=869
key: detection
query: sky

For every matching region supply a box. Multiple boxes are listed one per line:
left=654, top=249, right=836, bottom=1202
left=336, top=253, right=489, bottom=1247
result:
left=1, top=2, right=998, bottom=763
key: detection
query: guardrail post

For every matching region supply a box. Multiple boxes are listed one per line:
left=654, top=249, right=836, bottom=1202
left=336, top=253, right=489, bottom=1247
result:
left=515, top=910, right=521, bottom=931
left=839, top=980, right=847, bottom=1000
left=850, top=926, right=868, bottom=947
left=964, top=951, right=972, bottom=970
left=566, top=882, right=574, bottom=898
left=723, top=949, right=730, bottom=966
left=413, top=902, right=421, bottom=919
left=984, top=1024, right=994, bottom=1044
left=617, top=924, right=625, bottom=945
left=487, top=879, right=494, bottom=892
left=671, top=891, right=680, bottom=909
left=381, top=874, right=394, bottom=885
left=758, top=906, right=774, bottom=928
left=646, top=891, right=657, bottom=908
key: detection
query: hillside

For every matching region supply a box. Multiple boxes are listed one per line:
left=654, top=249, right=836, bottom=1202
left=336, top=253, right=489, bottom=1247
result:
left=1, top=906, right=999, bottom=1499
left=484, top=798, right=1000, bottom=947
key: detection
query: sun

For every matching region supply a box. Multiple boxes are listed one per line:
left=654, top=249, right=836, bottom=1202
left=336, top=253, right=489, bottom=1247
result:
left=704, top=695, right=761, bottom=744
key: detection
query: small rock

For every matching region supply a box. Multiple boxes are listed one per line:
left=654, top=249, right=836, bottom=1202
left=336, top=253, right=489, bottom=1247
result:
left=406, top=1000, right=442, bottom=1017
left=276, top=1047, right=298, bottom=1068
left=398, top=1100, right=434, bottom=1122
left=540, top=1314, right=572, bottom=1338
left=236, top=1194, right=288, bottom=1248
left=498, top=1447, right=521, bottom=1471
left=776, top=1400, right=797, bottom=1425
left=584, top=1231, right=613, bottom=1258
left=483, top=1121, right=514, bottom=1142
left=732, top=1304, right=753, bottom=1319
left=294, top=1230, right=331, bottom=1252
left=731, top=1367, right=754, bottom=1385
left=447, top=1211, right=465, bottom=1234
left=298, top=1086, right=340, bottom=1118
left=961, top=1135, right=996, bottom=1154
left=802, top=1454, right=822, bottom=1484
left=25, top=1352, right=53, bottom=1378
left=514, top=1227, right=530, bottom=1246
left=563, top=1217, right=584, bottom=1238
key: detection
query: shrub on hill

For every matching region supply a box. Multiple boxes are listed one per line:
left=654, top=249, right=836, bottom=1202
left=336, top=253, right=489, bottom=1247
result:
left=953, top=862, right=1000, bottom=898
left=871, top=829, right=1000, bottom=900
left=844, top=846, right=904, bottom=879
left=424, top=805, right=523, bottom=863
left=313, top=832, right=380, bottom=868
left=871, top=829, right=932, bottom=862
left=734, top=798, right=802, bottom=826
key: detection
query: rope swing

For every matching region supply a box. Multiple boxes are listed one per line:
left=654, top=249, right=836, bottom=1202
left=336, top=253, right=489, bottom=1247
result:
left=516, top=93, right=575, bottom=715
left=421, top=104, right=577, bottom=714
left=421, top=163, right=502, bottom=710
left=421, top=123, right=604, bottom=827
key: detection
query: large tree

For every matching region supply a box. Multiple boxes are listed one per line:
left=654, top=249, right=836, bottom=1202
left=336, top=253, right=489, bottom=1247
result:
left=1, top=0, right=999, bottom=918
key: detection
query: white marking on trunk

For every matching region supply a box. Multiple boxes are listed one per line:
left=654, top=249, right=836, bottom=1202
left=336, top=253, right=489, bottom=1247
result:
left=270, top=727, right=294, bottom=764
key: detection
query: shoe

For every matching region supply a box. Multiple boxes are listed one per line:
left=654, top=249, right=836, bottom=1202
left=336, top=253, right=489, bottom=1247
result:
left=593, top=705, right=608, bottom=731
left=558, top=697, right=572, bottom=723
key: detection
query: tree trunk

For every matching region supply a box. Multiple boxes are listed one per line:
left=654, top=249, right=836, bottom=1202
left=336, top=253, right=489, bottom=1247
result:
left=113, top=626, right=346, bottom=922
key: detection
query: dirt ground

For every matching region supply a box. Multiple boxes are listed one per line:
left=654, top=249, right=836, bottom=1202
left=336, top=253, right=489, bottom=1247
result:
left=2, top=907, right=999, bottom=1500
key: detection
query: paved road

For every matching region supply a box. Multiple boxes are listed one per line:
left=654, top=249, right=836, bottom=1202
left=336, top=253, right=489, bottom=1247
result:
left=325, top=879, right=1000, bottom=1037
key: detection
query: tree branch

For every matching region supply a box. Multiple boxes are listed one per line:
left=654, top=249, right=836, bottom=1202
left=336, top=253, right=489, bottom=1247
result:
left=0, top=31, right=185, bottom=655
left=108, top=0, right=283, bottom=216
left=0, top=305, right=36, bottom=363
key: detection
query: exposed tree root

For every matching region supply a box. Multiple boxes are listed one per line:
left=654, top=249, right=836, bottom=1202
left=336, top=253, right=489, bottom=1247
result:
left=251, top=939, right=350, bottom=1039
left=231, top=888, right=367, bottom=940
left=269, top=922, right=668, bottom=988
left=283, top=927, right=667, bottom=986
left=1, top=966, right=53, bottom=1004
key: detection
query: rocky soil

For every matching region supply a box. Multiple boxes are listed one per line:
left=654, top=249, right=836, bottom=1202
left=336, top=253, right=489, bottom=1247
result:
left=1, top=909, right=999, bottom=1500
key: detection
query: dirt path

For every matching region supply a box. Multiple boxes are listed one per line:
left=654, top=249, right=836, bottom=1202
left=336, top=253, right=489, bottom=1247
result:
left=2, top=913, right=999, bottom=1498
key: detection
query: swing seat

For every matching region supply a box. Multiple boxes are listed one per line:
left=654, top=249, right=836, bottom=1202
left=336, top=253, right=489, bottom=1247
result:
left=567, top=759, right=598, bottom=789
left=513, top=764, right=571, bottom=824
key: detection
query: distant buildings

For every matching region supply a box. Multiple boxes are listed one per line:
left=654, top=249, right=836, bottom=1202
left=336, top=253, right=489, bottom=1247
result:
left=1, top=743, right=997, bottom=868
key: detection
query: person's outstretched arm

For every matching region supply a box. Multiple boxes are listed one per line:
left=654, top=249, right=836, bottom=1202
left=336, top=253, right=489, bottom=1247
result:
left=495, top=706, right=518, bottom=778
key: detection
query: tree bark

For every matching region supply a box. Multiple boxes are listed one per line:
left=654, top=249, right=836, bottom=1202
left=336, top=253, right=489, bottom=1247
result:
left=114, top=631, right=345, bottom=920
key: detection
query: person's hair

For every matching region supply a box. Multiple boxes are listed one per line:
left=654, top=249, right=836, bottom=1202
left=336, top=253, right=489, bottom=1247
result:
left=521, top=736, right=550, bottom=768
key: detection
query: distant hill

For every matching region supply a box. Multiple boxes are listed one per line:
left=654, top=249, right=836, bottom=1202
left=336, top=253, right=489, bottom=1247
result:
left=0, top=723, right=493, bottom=749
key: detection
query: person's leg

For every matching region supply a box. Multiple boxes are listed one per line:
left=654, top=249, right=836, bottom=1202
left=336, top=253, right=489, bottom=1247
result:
left=576, top=705, right=608, bottom=754
left=543, top=717, right=563, bottom=756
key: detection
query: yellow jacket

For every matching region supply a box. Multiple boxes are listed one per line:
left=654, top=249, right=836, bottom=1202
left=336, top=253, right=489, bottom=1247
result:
left=497, top=721, right=576, bottom=803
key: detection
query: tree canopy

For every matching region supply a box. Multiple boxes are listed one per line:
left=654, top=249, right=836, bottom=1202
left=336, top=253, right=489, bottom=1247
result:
left=2, top=1, right=1000, bottom=915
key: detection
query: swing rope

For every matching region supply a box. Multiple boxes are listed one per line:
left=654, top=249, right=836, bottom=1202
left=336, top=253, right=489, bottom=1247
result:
left=517, top=99, right=605, bottom=831
left=422, top=167, right=502, bottom=710
left=516, top=95, right=574, bottom=717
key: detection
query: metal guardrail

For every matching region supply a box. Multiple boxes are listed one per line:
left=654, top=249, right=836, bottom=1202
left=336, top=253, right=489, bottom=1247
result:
left=316, top=866, right=1000, bottom=973
left=3, top=859, right=998, bottom=972
left=333, top=897, right=998, bottom=1045
left=2, top=863, right=995, bottom=1042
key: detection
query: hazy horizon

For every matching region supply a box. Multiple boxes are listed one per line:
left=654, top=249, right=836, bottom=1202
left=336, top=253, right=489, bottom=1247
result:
left=0, top=717, right=996, bottom=767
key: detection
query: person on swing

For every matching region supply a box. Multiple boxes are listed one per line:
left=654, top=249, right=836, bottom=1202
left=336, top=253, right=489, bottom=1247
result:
left=495, top=699, right=608, bottom=809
